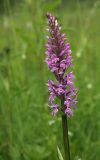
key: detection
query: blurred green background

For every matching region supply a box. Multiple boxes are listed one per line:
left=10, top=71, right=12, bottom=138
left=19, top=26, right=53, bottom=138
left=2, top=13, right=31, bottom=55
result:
left=0, top=0, right=99, bottom=160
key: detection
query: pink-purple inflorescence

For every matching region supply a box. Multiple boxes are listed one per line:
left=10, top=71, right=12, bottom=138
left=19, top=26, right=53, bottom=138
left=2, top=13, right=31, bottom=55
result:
left=45, top=13, right=77, bottom=117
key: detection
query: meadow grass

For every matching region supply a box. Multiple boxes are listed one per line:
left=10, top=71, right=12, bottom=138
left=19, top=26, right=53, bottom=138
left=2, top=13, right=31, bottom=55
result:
left=0, top=0, right=100, bottom=160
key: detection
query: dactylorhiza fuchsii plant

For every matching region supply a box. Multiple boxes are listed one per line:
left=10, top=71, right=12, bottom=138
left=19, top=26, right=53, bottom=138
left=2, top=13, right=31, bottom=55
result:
left=45, top=13, right=77, bottom=117
left=45, top=13, right=78, bottom=160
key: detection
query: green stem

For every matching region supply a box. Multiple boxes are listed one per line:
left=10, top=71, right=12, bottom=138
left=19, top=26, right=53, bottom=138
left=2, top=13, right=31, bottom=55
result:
left=61, top=99, right=70, bottom=160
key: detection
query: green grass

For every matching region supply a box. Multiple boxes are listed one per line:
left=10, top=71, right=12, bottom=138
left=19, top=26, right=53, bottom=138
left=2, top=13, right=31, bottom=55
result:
left=0, top=0, right=100, bottom=160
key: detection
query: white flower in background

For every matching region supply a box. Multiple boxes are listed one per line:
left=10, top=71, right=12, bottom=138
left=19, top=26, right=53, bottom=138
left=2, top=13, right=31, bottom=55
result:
left=76, top=37, right=87, bottom=58
left=21, top=43, right=27, bottom=59
left=26, top=21, right=33, bottom=29
left=76, top=51, right=82, bottom=58
left=22, top=54, right=26, bottom=60
left=68, top=131, right=73, bottom=137
left=75, top=156, right=82, bottom=160
left=48, top=120, right=55, bottom=126
left=3, top=17, right=9, bottom=28
left=87, top=83, right=93, bottom=89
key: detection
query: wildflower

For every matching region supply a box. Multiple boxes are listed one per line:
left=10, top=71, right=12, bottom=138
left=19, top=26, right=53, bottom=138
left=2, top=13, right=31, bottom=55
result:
left=87, top=83, right=93, bottom=89
left=45, top=13, right=77, bottom=117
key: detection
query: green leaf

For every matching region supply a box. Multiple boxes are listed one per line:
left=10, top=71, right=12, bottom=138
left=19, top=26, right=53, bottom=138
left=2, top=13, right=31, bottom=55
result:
left=57, top=146, right=64, bottom=160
